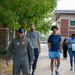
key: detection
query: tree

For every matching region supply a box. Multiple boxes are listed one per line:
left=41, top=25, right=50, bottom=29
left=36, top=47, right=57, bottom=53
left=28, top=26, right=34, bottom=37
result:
left=0, top=0, right=57, bottom=33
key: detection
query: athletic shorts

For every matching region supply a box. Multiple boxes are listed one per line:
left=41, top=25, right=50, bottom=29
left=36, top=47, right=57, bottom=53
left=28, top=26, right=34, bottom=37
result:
left=49, top=51, right=60, bottom=59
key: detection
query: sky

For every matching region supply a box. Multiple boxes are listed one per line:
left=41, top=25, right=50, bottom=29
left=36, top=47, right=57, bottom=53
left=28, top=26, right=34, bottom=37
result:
left=57, top=0, right=75, bottom=10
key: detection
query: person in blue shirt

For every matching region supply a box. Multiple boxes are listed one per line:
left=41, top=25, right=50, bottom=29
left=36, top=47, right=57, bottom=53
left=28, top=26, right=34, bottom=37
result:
left=48, top=26, right=62, bottom=75
left=66, top=34, right=75, bottom=71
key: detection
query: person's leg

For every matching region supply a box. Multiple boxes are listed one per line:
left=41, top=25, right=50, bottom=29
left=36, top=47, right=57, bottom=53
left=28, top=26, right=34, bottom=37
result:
left=73, top=51, right=75, bottom=70
left=65, top=49, right=68, bottom=59
left=28, top=51, right=32, bottom=73
left=22, top=56, right=30, bottom=75
left=64, top=49, right=67, bottom=58
left=56, top=58, right=60, bottom=70
left=50, top=59, right=55, bottom=73
left=13, top=65, right=20, bottom=75
left=49, top=51, right=55, bottom=75
left=55, top=58, right=60, bottom=75
left=32, top=48, right=39, bottom=75
left=68, top=48, right=73, bottom=70
left=22, top=64, right=30, bottom=75
left=63, top=49, right=65, bottom=58
left=55, top=52, right=60, bottom=75
left=13, top=58, right=21, bottom=75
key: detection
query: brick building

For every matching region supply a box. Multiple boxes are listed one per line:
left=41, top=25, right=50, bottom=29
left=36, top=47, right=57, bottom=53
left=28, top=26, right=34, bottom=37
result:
left=54, top=10, right=75, bottom=39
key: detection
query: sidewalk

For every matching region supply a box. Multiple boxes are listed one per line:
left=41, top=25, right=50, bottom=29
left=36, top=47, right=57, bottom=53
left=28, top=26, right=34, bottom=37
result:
left=35, top=44, right=75, bottom=75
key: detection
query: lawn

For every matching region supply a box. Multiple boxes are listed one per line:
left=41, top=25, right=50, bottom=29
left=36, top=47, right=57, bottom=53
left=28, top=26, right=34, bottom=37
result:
left=0, top=54, right=12, bottom=75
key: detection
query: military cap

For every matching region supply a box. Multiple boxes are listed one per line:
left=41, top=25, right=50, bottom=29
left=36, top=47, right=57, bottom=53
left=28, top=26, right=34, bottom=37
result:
left=18, top=27, right=24, bottom=33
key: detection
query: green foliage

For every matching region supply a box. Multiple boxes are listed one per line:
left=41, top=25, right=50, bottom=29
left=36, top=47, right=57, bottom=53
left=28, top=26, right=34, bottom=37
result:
left=0, top=0, right=57, bottom=32
left=36, top=13, right=54, bottom=34
left=0, top=44, right=7, bottom=53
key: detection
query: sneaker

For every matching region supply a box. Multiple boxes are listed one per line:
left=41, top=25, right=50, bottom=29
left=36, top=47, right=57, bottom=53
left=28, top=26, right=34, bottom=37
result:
left=55, top=70, right=59, bottom=75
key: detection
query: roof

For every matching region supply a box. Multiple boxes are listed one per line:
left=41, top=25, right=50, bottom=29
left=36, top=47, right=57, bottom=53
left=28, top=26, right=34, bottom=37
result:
left=54, top=10, right=75, bottom=21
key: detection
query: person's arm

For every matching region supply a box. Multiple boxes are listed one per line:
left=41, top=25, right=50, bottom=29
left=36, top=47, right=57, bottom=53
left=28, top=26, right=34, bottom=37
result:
left=38, top=38, right=41, bottom=53
left=48, top=43, right=51, bottom=52
left=6, top=41, right=13, bottom=66
left=60, top=41, right=63, bottom=53
left=37, top=31, right=41, bottom=53
left=66, top=38, right=74, bottom=45
left=27, top=40, right=34, bottom=65
left=48, top=36, right=51, bottom=52
left=66, top=42, right=74, bottom=45
left=59, top=36, right=63, bottom=53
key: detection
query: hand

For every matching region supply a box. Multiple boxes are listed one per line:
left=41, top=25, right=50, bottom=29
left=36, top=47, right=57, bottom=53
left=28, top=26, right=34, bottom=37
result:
left=48, top=49, right=50, bottom=52
left=6, top=60, right=10, bottom=66
left=30, top=60, right=34, bottom=65
left=38, top=49, right=41, bottom=54
left=71, top=42, right=74, bottom=44
left=60, top=50, right=63, bottom=53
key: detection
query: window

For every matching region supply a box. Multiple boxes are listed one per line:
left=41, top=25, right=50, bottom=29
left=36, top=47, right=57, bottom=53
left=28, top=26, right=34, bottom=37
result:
left=70, top=19, right=75, bottom=26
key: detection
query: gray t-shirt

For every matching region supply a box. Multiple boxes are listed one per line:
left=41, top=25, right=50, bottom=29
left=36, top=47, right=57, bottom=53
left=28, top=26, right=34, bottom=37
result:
left=26, top=30, right=40, bottom=48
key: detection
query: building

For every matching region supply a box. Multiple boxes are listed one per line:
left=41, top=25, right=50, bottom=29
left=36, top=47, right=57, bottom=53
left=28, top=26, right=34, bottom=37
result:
left=54, top=10, right=75, bottom=39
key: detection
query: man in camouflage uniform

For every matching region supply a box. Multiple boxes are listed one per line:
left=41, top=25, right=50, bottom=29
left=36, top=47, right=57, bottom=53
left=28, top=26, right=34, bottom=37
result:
left=6, top=28, right=34, bottom=75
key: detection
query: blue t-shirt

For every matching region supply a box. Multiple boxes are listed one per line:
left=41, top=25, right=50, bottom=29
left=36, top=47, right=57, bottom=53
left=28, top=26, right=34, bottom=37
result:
left=48, top=34, right=61, bottom=52
left=67, top=37, right=75, bottom=48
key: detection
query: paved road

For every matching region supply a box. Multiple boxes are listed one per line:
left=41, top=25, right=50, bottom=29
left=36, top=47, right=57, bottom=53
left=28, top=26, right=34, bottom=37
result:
left=35, top=44, right=75, bottom=75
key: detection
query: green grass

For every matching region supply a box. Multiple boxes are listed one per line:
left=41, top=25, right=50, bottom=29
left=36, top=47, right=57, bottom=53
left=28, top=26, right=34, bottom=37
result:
left=5, top=64, right=12, bottom=75
left=0, top=54, right=13, bottom=75
left=0, top=58, right=2, bottom=63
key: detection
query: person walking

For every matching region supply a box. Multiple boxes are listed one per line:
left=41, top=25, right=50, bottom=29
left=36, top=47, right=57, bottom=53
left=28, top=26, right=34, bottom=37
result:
left=63, top=38, right=68, bottom=59
left=48, top=26, right=62, bottom=75
left=6, top=28, right=34, bottom=75
left=66, top=34, right=75, bottom=71
left=26, top=24, right=41, bottom=75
